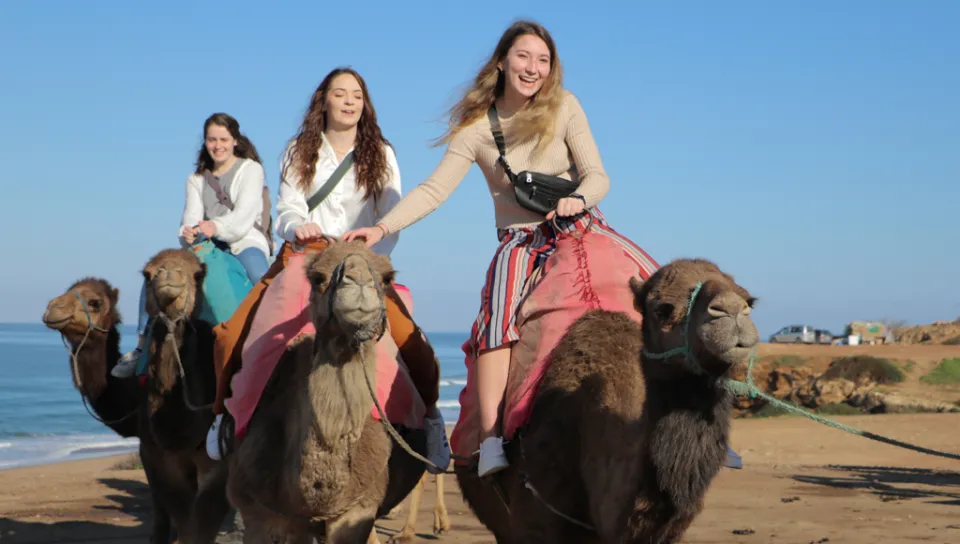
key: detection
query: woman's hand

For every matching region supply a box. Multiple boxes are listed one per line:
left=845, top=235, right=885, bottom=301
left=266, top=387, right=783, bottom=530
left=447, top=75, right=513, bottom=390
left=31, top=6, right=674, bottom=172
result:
left=197, top=221, right=218, bottom=238
left=342, top=224, right=387, bottom=248
left=294, top=223, right=324, bottom=243
left=545, top=195, right=586, bottom=220
left=181, top=225, right=197, bottom=244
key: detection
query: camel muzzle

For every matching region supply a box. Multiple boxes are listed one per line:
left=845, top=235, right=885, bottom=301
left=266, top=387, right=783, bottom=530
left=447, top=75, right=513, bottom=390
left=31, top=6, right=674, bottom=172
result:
left=327, top=254, right=387, bottom=344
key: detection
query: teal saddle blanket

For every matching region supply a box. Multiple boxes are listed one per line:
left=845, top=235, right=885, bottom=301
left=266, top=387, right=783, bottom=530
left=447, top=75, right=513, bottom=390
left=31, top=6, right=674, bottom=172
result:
left=136, top=240, right=253, bottom=376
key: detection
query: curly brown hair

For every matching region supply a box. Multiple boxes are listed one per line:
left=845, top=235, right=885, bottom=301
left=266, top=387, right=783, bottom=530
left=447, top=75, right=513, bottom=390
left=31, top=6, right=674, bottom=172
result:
left=194, top=112, right=262, bottom=174
left=282, top=67, right=392, bottom=201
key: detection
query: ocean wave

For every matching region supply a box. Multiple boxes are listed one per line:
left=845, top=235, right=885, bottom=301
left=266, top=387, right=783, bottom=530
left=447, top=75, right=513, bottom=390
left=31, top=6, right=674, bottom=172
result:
left=439, top=378, right=467, bottom=387
left=0, top=433, right=139, bottom=471
left=436, top=400, right=461, bottom=409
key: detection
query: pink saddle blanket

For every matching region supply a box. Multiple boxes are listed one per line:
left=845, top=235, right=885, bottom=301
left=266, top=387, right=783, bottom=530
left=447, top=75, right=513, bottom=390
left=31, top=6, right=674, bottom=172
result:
left=225, top=252, right=426, bottom=440
left=450, top=228, right=654, bottom=461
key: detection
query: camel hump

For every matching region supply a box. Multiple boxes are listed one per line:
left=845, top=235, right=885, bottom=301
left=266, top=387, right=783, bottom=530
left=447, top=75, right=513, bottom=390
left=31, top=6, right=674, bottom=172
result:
left=190, top=241, right=254, bottom=325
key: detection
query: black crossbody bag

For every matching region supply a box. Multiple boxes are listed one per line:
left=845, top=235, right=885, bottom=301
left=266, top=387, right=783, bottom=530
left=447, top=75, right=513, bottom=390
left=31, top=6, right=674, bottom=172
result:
left=486, top=105, right=583, bottom=216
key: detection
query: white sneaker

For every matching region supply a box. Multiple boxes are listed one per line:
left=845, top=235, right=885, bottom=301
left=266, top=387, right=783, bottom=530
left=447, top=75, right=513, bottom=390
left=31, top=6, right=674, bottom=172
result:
left=111, top=349, right=141, bottom=378
left=423, top=407, right=451, bottom=474
left=205, top=414, right=224, bottom=460
left=477, top=436, right=508, bottom=477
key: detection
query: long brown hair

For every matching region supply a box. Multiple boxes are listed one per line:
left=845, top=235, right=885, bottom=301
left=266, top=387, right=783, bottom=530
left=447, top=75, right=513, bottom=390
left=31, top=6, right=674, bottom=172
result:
left=282, top=67, right=391, bottom=201
left=435, top=20, right=565, bottom=152
left=194, top=112, right=262, bottom=174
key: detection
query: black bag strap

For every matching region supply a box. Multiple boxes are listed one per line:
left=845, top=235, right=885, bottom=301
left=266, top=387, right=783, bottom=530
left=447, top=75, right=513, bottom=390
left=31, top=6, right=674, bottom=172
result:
left=203, top=172, right=234, bottom=210
left=486, top=105, right=517, bottom=182
left=306, top=151, right=354, bottom=212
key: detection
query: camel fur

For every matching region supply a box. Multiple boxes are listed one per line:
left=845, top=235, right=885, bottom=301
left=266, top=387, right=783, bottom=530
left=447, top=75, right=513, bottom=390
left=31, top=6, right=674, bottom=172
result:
left=136, top=248, right=232, bottom=543
left=226, top=239, right=427, bottom=544
left=455, top=258, right=760, bottom=543
left=42, top=277, right=141, bottom=438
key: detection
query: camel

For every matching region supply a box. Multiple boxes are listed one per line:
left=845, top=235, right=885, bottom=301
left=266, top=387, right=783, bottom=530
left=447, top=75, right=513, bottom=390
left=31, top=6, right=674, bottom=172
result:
left=226, top=239, right=428, bottom=544
left=455, top=258, right=760, bottom=543
left=41, top=277, right=141, bottom=438
left=386, top=473, right=451, bottom=543
left=137, top=248, right=232, bottom=543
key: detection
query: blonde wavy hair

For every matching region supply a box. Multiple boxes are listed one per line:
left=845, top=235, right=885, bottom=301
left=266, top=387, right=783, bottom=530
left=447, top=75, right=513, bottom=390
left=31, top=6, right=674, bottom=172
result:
left=435, top=20, right=565, bottom=153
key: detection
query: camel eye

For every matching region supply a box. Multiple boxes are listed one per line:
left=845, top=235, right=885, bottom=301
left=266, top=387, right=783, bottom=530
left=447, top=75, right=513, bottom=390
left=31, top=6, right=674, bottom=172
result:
left=309, top=272, right=328, bottom=288
left=88, top=300, right=102, bottom=312
left=655, top=303, right=674, bottom=322
left=746, top=297, right=758, bottom=308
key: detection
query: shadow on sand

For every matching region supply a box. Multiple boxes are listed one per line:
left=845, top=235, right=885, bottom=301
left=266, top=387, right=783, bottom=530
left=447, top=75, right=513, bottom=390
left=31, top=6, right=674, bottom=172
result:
left=792, top=464, right=960, bottom=506
left=0, top=476, right=243, bottom=544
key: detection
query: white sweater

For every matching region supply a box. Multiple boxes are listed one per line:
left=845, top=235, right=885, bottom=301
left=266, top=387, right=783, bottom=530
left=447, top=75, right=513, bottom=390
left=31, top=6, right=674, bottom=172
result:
left=178, top=158, right=271, bottom=256
left=275, top=138, right=401, bottom=256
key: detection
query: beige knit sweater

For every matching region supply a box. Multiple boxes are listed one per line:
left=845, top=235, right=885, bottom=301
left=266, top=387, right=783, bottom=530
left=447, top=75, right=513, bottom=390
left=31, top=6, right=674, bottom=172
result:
left=378, top=90, right=609, bottom=233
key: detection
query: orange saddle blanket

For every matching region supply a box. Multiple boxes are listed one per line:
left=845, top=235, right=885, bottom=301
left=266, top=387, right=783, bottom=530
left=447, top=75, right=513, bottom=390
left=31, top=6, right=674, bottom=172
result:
left=450, top=227, right=655, bottom=462
left=225, top=251, right=426, bottom=440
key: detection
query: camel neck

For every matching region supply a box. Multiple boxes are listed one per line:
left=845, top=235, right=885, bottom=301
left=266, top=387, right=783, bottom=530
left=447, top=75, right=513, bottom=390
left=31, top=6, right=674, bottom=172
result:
left=306, top=338, right=378, bottom=445
left=639, top=375, right=731, bottom=507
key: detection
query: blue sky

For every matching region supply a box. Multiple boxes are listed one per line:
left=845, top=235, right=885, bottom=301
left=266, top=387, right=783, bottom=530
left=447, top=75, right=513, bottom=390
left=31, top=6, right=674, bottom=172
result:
left=1, top=1, right=957, bottom=338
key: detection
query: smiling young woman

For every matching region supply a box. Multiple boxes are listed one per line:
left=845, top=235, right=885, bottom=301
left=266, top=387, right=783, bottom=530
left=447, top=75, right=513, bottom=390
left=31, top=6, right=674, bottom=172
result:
left=111, top=113, right=270, bottom=380
left=343, top=20, right=661, bottom=477
left=205, top=68, right=450, bottom=471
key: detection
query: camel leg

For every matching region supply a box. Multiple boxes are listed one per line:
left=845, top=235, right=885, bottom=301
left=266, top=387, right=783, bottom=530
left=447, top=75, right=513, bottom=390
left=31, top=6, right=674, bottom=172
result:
left=141, top=444, right=192, bottom=543
left=241, top=515, right=285, bottom=544
left=180, top=461, right=231, bottom=543
left=433, top=473, right=450, bottom=535
left=388, top=474, right=424, bottom=543
left=508, top=482, right=594, bottom=544
left=323, top=504, right=378, bottom=544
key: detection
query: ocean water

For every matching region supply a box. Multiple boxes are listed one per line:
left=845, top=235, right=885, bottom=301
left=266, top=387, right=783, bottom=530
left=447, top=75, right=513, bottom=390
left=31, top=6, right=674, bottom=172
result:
left=0, top=323, right=469, bottom=471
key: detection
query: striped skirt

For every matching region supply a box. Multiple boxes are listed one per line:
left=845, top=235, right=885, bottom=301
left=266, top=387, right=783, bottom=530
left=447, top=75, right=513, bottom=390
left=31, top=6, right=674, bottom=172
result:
left=471, top=207, right=660, bottom=353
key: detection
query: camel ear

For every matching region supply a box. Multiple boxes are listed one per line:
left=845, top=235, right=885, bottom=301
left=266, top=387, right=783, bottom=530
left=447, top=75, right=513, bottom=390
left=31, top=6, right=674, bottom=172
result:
left=111, top=287, right=120, bottom=304
left=628, top=276, right=647, bottom=315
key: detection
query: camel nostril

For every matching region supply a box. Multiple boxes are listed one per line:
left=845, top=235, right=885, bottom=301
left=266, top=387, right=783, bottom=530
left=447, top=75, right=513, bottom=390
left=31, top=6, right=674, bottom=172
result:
left=707, top=304, right=730, bottom=319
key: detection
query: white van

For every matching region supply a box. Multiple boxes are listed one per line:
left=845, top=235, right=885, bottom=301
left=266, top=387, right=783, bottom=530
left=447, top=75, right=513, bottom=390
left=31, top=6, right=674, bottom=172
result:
left=768, top=325, right=817, bottom=344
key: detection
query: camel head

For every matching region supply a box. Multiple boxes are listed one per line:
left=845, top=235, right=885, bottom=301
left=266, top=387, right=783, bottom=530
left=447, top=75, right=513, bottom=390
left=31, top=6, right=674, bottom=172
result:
left=304, top=238, right=395, bottom=345
left=629, top=258, right=759, bottom=378
left=43, top=277, right=120, bottom=340
left=142, top=248, right=206, bottom=323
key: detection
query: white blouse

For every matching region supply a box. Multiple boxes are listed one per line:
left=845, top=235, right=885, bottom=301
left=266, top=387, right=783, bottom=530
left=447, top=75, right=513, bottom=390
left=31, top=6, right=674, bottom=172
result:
left=275, top=138, right=401, bottom=256
left=178, top=158, right=270, bottom=256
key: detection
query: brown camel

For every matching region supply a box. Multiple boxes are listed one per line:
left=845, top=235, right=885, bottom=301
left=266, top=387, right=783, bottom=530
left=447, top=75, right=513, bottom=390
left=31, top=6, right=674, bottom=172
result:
left=41, top=277, right=141, bottom=438
left=137, top=248, right=232, bottom=543
left=455, top=258, right=759, bottom=543
left=386, top=473, right=451, bottom=543
left=226, top=239, right=428, bottom=544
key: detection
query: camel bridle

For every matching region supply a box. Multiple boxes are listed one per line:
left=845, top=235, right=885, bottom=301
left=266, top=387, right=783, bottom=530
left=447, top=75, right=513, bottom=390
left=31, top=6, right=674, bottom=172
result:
left=319, top=253, right=389, bottom=345
left=640, top=281, right=707, bottom=375
left=56, top=290, right=139, bottom=427
left=143, top=276, right=214, bottom=412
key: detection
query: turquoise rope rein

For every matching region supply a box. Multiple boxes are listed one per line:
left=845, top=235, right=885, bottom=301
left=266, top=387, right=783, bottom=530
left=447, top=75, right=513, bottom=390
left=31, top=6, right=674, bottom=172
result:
left=644, top=282, right=960, bottom=463
left=725, top=356, right=960, bottom=461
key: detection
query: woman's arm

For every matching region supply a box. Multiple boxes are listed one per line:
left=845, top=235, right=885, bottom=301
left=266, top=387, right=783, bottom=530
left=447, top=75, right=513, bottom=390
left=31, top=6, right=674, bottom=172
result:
left=564, top=92, right=610, bottom=208
left=372, top=144, right=402, bottom=256
left=376, top=128, right=476, bottom=235
left=179, top=174, right=204, bottom=243
left=274, top=146, right=309, bottom=243
left=209, top=161, right=266, bottom=244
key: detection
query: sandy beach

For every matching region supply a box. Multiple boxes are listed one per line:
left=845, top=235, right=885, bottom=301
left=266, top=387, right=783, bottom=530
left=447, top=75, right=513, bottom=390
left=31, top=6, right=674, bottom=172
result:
left=1, top=412, right=958, bottom=543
